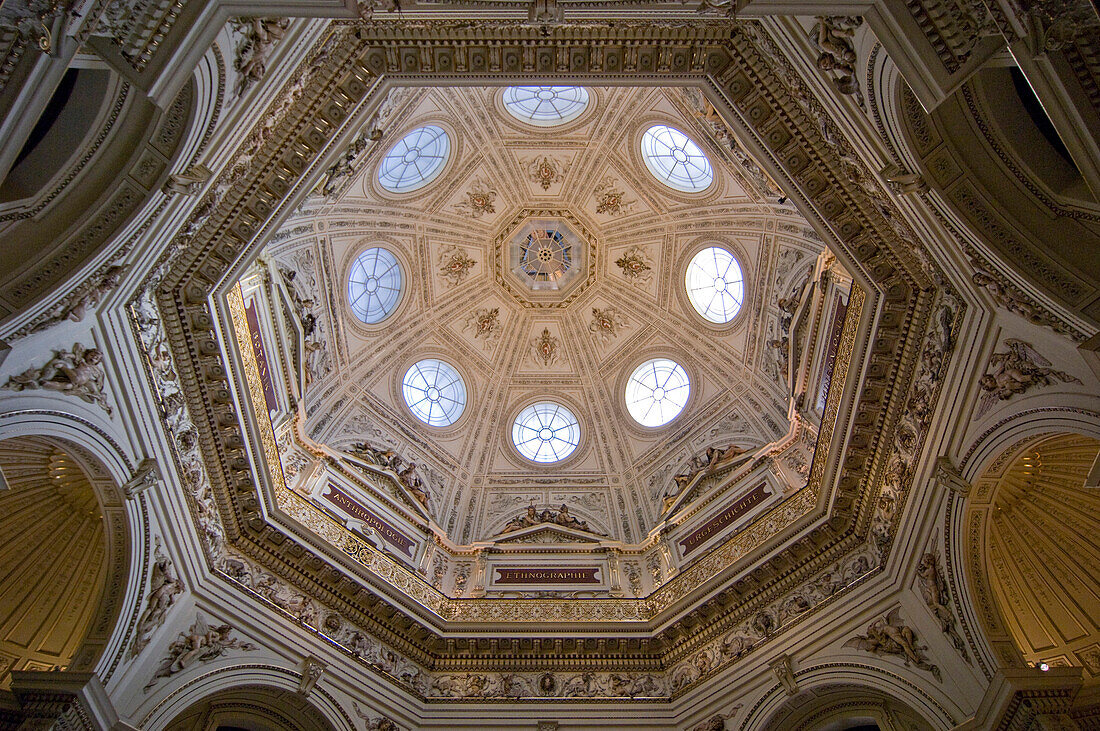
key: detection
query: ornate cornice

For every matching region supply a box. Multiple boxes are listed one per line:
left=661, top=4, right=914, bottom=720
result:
left=128, top=20, right=957, bottom=699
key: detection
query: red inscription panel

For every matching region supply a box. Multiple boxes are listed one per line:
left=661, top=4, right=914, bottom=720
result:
left=679, top=483, right=770, bottom=556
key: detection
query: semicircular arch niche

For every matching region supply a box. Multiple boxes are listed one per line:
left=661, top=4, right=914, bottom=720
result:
left=968, top=433, right=1100, bottom=682
left=760, top=683, right=935, bottom=731
left=160, top=684, right=337, bottom=731
left=0, top=436, right=109, bottom=687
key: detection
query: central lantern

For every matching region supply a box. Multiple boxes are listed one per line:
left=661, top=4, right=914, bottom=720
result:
left=495, top=211, right=595, bottom=307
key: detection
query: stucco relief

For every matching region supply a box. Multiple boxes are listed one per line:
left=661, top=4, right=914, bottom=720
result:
left=275, top=249, right=332, bottom=387
left=437, top=243, right=477, bottom=287
left=454, top=178, right=498, bottom=218
left=614, top=245, right=654, bottom=285
left=114, top=18, right=971, bottom=708
left=464, top=307, right=502, bottom=348
left=978, top=338, right=1082, bottom=413
left=10, top=265, right=126, bottom=341
left=2, top=343, right=112, bottom=414
left=522, top=155, right=568, bottom=191
left=229, top=17, right=290, bottom=97
left=916, top=549, right=972, bottom=664
left=809, top=17, right=865, bottom=106
left=869, top=294, right=959, bottom=555
left=845, top=608, right=942, bottom=681
left=129, top=538, right=185, bottom=658
left=144, top=614, right=257, bottom=691
left=593, top=176, right=636, bottom=216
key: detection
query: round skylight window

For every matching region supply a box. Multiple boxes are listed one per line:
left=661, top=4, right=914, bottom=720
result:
left=402, top=359, right=467, bottom=427
left=625, top=359, right=690, bottom=427
left=685, top=247, right=744, bottom=324
left=640, top=124, right=714, bottom=192
left=512, top=402, right=580, bottom=463
left=348, top=247, right=403, bottom=324
left=503, top=86, right=590, bottom=126
left=377, top=125, right=450, bottom=193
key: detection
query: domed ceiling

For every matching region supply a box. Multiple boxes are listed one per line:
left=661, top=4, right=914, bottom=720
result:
left=143, top=22, right=954, bottom=701
left=255, top=84, right=828, bottom=547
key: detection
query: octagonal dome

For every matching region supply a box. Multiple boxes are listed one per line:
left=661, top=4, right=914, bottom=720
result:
left=496, top=211, right=595, bottom=307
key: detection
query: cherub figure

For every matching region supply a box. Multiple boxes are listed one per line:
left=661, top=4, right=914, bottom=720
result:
left=845, top=608, right=941, bottom=680
left=145, top=614, right=255, bottom=690
left=978, top=339, right=1081, bottom=413
left=4, top=343, right=112, bottom=413
left=130, top=539, right=184, bottom=657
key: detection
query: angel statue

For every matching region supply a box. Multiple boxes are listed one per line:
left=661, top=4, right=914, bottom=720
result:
left=3, top=342, right=112, bottom=413
left=978, top=339, right=1081, bottom=414
left=844, top=608, right=941, bottom=681
left=144, top=614, right=255, bottom=690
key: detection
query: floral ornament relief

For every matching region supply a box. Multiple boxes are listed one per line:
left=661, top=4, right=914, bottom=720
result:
left=454, top=178, right=497, bottom=218
left=464, top=307, right=501, bottom=348
left=354, top=702, right=401, bottom=731
left=523, top=155, right=567, bottom=190
left=2, top=342, right=112, bottom=414
left=588, top=306, right=628, bottom=343
left=593, top=177, right=636, bottom=216
left=530, top=327, right=560, bottom=366
left=614, top=246, right=653, bottom=285
left=844, top=608, right=941, bottom=681
left=437, top=243, right=476, bottom=287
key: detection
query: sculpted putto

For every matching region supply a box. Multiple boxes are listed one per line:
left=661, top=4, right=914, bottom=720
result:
left=144, top=614, right=256, bottom=690
left=978, top=338, right=1081, bottom=413
left=662, top=444, right=753, bottom=512
left=844, top=608, right=941, bottom=681
left=810, top=16, right=864, bottom=104
left=917, top=551, right=971, bottom=662
left=3, top=342, right=112, bottom=413
left=129, top=539, right=184, bottom=658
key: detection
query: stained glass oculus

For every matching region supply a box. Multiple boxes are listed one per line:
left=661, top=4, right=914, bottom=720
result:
left=377, top=125, right=450, bottom=193
left=625, top=358, right=690, bottom=427
left=512, top=402, right=580, bottom=463
left=640, top=124, right=714, bottom=192
left=685, top=246, right=744, bottom=323
left=503, top=86, right=590, bottom=126
left=348, top=247, right=403, bottom=324
left=402, top=359, right=467, bottom=427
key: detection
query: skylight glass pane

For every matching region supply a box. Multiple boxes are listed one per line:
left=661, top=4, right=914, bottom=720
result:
left=685, top=247, right=744, bottom=323
left=348, top=247, right=403, bottom=324
left=512, top=402, right=580, bottom=463
left=402, top=359, right=467, bottom=427
left=503, top=86, right=590, bottom=126
left=641, top=124, right=714, bottom=192
left=378, top=125, right=450, bottom=193
left=625, top=359, right=690, bottom=427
